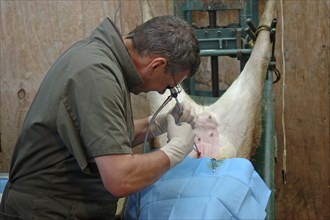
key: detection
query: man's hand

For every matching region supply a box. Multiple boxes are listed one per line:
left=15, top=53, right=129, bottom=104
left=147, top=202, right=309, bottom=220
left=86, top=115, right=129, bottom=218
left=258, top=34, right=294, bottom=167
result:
left=159, top=114, right=195, bottom=167
left=149, top=101, right=196, bottom=137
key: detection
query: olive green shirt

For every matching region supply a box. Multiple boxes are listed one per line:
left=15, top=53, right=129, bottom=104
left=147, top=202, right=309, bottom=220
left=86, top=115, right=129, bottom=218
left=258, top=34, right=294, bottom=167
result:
left=8, top=18, right=143, bottom=201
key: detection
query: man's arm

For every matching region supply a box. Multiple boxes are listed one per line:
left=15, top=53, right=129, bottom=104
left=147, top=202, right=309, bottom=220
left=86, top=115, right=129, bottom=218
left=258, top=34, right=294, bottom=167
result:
left=95, top=151, right=170, bottom=197
left=95, top=115, right=195, bottom=197
left=95, top=117, right=169, bottom=198
left=131, top=117, right=151, bottom=147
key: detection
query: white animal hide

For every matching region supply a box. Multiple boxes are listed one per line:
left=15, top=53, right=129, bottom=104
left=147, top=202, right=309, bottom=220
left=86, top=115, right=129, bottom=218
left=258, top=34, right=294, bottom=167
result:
left=147, top=0, right=276, bottom=160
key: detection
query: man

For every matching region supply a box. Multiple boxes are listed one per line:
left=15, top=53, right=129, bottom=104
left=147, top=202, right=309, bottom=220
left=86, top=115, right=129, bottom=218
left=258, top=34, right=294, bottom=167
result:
left=0, top=15, right=200, bottom=219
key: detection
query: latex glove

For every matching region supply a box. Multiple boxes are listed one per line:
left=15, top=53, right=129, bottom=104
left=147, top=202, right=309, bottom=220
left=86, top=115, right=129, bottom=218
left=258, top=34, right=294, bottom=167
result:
left=149, top=101, right=196, bottom=137
left=160, top=114, right=195, bottom=168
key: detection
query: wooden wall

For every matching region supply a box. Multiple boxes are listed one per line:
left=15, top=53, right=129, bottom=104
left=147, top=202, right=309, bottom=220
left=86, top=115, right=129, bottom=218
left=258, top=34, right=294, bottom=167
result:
left=0, top=0, right=173, bottom=170
left=273, top=1, right=330, bottom=219
left=0, top=0, right=329, bottom=219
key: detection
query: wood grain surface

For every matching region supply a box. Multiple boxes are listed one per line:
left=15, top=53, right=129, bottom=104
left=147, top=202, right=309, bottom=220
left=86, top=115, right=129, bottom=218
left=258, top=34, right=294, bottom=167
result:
left=0, top=0, right=329, bottom=219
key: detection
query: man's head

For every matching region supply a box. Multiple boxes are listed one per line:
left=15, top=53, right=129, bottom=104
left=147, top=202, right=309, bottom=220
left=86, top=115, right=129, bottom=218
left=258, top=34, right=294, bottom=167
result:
left=124, top=15, right=200, bottom=94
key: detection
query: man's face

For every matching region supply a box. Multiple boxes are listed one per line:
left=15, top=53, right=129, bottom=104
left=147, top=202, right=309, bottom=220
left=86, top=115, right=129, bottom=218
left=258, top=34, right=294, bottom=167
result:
left=159, top=70, right=187, bottom=94
left=133, top=67, right=188, bottom=95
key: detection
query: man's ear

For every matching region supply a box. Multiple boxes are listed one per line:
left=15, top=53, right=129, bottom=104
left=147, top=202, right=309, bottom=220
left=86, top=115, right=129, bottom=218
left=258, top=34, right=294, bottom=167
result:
left=144, top=57, right=167, bottom=77
left=149, top=57, right=167, bottom=70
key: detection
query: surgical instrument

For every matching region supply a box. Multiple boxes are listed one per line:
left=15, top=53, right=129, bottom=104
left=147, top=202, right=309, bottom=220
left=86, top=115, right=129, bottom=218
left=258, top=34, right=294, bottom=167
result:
left=170, top=86, right=201, bottom=157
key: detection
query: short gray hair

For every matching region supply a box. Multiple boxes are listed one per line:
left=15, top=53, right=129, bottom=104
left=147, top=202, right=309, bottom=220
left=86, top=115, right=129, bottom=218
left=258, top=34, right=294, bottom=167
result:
left=127, top=15, right=200, bottom=77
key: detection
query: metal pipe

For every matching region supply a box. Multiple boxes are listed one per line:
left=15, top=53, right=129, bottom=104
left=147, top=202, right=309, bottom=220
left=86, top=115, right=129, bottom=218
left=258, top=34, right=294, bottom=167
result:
left=245, top=27, right=257, bottom=41
left=211, top=57, right=219, bottom=97
left=208, top=10, right=219, bottom=97
left=200, top=49, right=253, bottom=56
left=246, top=18, right=257, bottom=33
left=253, top=69, right=276, bottom=220
left=208, top=11, right=217, bottom=28
left=262, top=70, right=276, bottom=220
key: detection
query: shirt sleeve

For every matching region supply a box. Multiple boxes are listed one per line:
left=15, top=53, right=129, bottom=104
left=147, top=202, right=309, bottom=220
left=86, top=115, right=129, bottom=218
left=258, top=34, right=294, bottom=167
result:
left=58, top=63, right=133, bottom=162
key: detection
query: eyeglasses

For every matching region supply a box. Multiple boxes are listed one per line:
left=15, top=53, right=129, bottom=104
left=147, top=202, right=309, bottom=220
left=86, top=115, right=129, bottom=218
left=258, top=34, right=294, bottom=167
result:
left=166, top=72, right=178, bottom=91
left=170, top=72, right=178, bottom=87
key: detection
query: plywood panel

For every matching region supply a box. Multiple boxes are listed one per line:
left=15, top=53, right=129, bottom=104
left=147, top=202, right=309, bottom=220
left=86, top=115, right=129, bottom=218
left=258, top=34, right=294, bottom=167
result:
left=273, top=0, right=330, bottom=219
left=0, top=0, right=172, bottom=171
left=0, top=0, right=116, bottom=171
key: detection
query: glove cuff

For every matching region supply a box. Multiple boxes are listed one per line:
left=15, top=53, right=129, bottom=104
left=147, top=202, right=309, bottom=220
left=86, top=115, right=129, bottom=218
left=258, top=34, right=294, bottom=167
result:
left=159, top=138, right=187, bottom=168
left=148, top=114, right=167, bottom=137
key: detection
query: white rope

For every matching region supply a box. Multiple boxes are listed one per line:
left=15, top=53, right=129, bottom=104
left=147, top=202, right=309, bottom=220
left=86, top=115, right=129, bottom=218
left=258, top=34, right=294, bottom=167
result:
left=280, top=0, right=287, bottom=184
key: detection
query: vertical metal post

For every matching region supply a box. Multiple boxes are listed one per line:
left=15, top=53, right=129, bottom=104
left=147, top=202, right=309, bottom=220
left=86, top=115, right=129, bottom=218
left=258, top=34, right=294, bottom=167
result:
left=253, top=69, right=276, bottom=220
left=209, top=10, right=219, bottom=97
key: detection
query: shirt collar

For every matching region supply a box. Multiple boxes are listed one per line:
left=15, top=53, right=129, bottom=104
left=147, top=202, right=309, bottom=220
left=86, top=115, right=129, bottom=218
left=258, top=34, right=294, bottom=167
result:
left=89, top=18, right=143, bottom=92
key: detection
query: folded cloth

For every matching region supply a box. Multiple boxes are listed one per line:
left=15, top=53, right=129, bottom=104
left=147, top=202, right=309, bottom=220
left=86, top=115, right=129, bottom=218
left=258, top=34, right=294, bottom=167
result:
left=124, top=157, right=271, bottom=220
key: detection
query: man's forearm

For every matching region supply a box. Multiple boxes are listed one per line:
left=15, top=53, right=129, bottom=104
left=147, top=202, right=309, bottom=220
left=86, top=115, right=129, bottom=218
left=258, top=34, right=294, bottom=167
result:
left=95, top=150, right=170, bottom=197
left=132, top=117, right=153, bottom=147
